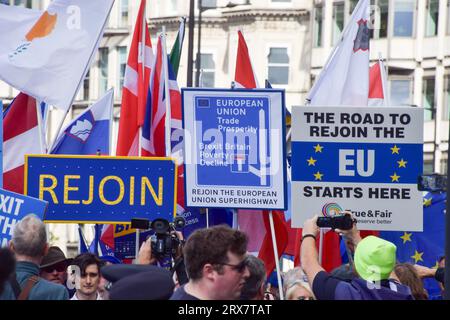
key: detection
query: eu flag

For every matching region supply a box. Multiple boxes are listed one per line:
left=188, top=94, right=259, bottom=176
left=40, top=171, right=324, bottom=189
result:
left=380, top=192, right=445, bottom=299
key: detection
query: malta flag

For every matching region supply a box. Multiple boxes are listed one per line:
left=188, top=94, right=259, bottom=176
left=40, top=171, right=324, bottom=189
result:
left=0, top=0, right=113, bottom=111
left=368, top=59, right=388, bottom=106
left=307, top=0, right=370, bottom=106
left=233, top=30, right=288, bottom=275
left=116, top=0, right=153, bottom=156
left=3, top=93, right=41, bottom=194
left=51, top=89, right=114, bottom=155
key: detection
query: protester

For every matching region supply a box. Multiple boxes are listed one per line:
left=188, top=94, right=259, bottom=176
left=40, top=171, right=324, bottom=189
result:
left=40, top=246, right=73, bottom=286
left=70, top=253, right=104, bottom=300
left=414, top=263, right=445, bottom=288
left=0, top=215, right=69, bottom=300
left=170, top=225, right=249, bottom=300
left=301, top=213, right=414, bottom=300
left=392, top=263, right=428, bottom=300
left=0, top=248, right=16, bottom=296
left=283, top=267, right=315, bottom=300
left=240, top=255, right=266, bottom=300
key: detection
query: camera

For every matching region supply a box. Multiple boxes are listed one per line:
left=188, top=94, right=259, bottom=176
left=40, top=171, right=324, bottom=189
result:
left=316, top=214, right=355, bottom=230
left=150, top=217, right=186, bottom=260
left=418, top=174, right=447, bottom=192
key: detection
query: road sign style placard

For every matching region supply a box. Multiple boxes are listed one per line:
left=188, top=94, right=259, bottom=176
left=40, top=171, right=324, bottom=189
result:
left=291, top=106, right=424, bottom=231
left=25, top=155, right=177, bottom=224
left=182, top=88, right=287, bottom=210
left=0, top=187, right=48, bottom=247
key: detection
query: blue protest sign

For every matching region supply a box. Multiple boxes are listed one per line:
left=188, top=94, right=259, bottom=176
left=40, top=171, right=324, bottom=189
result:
left=0, top=99, right=3, bottom=188
left=0, top=187, right=48, bottom=247
left=25, top=155, right=177, bottom=224
left=291, top=106, right=424, bottom=231
left=182, top=88, right=287, bottom=210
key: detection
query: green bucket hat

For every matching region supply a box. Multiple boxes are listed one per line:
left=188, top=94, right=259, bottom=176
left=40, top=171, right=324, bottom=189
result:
left=354, top=236, right=396, bottom=281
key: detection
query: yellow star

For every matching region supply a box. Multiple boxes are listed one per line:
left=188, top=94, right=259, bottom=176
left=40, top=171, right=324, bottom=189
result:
left=397, top=159, right=407, bottom=168
left=306, top=157, right=317, bottom=166
left=411, top=250, right=424, bottom=263
left=400, top=232, right=412, bottom=244
left=432, top=261, right=440, bottom=269
left=313, top=171, right=323, bottom=180
left=390, top=172, right=400, bottom=182
left=314, top=144, right=323, bottom=153
left=391, top=145, right=400, bottom=154
left=423, top=198, right=432, bottom=207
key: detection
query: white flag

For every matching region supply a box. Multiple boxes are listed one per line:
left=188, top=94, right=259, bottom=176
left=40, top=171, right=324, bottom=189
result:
left=0, top=0, right=114, bottom=111
left=307, top=0, right=370, bottom=106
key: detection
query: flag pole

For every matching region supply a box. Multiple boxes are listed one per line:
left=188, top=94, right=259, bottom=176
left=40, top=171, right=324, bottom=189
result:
left=268, top=210, right=284, bottom=300
left=318, top=228, right=324, bottom=265
left=206, top=208, right=209, bottom=228
left=108, top=89, right=114, bottom=156
left=378, top=52, right=390, bottom=106
left=35, top=100, right=46, bottom=154
left=161, top=27, right=172, bottom=158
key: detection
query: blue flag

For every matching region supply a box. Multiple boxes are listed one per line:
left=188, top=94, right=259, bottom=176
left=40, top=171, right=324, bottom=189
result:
left=380, top=192, right=445, bottom=299
left=51, top=89, right=113, bottom=155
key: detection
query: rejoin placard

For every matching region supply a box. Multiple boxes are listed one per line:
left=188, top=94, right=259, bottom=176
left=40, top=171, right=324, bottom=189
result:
left=182, top=88, right=287, bottom=210
left=291, top=106, right=424, bottom=231
left=25, top=155, right=177, bottom=224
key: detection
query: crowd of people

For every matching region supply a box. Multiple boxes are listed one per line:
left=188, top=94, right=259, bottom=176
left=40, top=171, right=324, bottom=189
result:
left=0, top=213, right=446, bottom=300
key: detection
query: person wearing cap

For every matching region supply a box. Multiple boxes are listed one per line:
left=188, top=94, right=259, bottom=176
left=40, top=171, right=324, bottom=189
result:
left=301, top=214, right=414, bottom=300
left=40, top=246, right=73, bottom=286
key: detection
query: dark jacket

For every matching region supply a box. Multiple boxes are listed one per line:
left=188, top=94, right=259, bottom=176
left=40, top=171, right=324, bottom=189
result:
left=0, top=261, right=68, bottom=300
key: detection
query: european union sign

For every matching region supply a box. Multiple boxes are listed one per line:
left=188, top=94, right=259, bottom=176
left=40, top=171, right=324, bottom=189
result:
left=0, top=187, right=48, bottom=247
left=25, top=155, right=177, bottom=224
left=182, top=88, right=287, bottom=210
left=291, top=106, right=424, bottom=231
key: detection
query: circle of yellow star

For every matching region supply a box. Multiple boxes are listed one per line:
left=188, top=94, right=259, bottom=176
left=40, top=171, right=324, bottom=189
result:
left=313, top=171, right=323, bottom=180
left=390, top=172, right=400, bottom=182
left=314, top=144, right=323, bottom=153
left=391, top=145, right=400, bottom=154
left=411, top=250, right=424, bottom=263
left=397, top=159, right=407, bottom=168
left=423, top=198, right=432, bottom=207
left=400, top=232, right=412, bottom=244
left=307, top=157, right=317, bottom=166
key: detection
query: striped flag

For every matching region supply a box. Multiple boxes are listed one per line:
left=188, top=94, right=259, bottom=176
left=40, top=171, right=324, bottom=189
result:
left=3, top=93, right=41, bottom=194
left=116, top=0, right=154, bottom=156
left=169, top=17, right=186, bottom=79
left=368, top=59, right=388, bottom=106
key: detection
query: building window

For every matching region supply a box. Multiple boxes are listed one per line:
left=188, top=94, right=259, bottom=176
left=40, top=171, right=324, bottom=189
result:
left=423, top=152, right=434, bottom=174
left=441, top=152, right=448, bottom=175
left=425, top=0, right=439, bottom=37
left=447, top=0, right=450, bottom=34
left=12, top=0, right=32, bottom=7
left=372, top=0, right=389, bottom=39
left=119, top=0, right=129, bottom=27
left=332, top=2, right=345, bottom=45
left=443, top=75, right=450, bottom=120
left=394, top=0, right=415, bottom=37
left=349, top=0, right=358, bottom=14
left=83, top=71, right=90, bottom=101
left=201, top=0, right=216, bottom=9
left=423, top=77, right=435, bottom=121
left=389, top=78, right=412, bottom=106
left=314, top=6, right=323, bottom=47
left=117, top=46, right=127, bottom=97
left=268, top=47, right=289, bottom=85
left=196, top=53, right=215, bottom=87
left=98, top=48, right=109, bottom=97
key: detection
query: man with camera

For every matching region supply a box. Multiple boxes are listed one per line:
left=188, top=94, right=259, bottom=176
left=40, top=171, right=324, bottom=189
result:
left=170, top=225, right=250, bottom=300
left=301, top=213, right=414, bottom=300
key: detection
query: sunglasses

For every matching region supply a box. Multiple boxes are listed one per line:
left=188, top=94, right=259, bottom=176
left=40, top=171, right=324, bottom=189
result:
left=219, top=257, right=248, bottom=273
left=42, top=262, right=67, bottom=273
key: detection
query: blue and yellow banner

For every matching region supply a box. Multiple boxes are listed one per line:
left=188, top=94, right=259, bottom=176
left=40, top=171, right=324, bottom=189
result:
left=25, top=155, right=177, bottom=224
